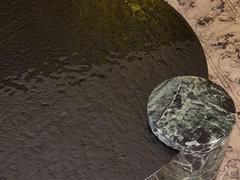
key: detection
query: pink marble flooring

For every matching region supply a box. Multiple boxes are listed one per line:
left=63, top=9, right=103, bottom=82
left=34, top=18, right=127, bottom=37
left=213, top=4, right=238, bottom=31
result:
left=165, top=0, right=240, bottom=179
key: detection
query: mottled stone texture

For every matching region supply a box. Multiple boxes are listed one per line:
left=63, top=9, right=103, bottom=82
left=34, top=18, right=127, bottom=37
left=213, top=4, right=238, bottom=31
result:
left=164, top=1, right=240, bottom=179
left=147, top=76, right=236, bottom=180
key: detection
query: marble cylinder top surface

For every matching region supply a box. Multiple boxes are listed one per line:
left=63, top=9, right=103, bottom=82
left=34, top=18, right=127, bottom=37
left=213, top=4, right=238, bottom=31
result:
left=147, top=76, right=236, bottom=180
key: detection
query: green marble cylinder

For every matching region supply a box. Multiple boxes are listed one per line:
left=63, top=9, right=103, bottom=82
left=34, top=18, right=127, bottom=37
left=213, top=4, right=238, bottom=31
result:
left=147, top=76, right=236, bottom=180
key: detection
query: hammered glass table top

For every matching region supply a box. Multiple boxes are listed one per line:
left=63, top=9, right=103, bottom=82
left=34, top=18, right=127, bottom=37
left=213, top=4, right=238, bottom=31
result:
left=0, top=1, right=207, bottom=179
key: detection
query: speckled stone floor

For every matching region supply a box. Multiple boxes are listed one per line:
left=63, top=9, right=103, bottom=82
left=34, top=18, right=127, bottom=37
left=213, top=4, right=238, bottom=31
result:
left=165, top=0, right=240, bottom=179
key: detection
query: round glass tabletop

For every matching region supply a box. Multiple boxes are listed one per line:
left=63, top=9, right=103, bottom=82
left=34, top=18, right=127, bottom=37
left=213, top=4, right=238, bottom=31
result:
left=0, top=1, right=208, bottom=179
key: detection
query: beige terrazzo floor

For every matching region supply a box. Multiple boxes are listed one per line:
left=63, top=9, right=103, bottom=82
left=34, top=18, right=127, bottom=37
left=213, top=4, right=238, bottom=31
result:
left=165, top=0, right=240, bottom=179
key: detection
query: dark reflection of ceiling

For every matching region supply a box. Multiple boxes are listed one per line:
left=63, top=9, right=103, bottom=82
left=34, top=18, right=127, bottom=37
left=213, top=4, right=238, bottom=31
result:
left=0, top=0, right=208, bottom=180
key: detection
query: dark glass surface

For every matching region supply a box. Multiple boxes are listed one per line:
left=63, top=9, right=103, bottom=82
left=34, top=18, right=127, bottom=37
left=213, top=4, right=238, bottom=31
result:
left=0, top=1, right=208, bottom=179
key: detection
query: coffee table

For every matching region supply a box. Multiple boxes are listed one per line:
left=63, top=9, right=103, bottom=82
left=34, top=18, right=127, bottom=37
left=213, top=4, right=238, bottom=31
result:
left=0, top=1, right=208, bottom=179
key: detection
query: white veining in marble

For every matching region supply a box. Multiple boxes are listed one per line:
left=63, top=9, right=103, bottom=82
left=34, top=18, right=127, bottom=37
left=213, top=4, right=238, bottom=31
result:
left=165, top=0, right=240, bottom=179
left=147, top=76, right=235, bottom=180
